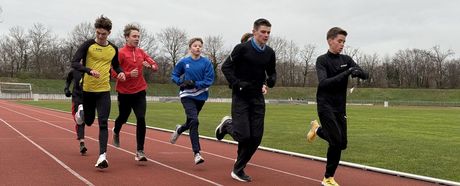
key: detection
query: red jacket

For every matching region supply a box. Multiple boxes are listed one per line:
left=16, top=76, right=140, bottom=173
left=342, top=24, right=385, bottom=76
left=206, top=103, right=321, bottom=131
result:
left=113, top=44, right=158, bottom=94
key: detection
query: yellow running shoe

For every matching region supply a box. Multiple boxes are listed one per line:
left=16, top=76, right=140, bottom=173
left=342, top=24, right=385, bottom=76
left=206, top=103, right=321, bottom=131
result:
left=321, top=177, right=340, bottom=186
left=307, top=120, right=320, bottom=143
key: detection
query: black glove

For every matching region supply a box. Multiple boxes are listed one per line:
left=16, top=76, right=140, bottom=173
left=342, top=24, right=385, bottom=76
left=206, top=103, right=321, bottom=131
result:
left=64, top=88, right=71, bottom=97
left=266, top=76, right=276, bottom=88
left=180, top=80, right=195, bottom=90
left=351, top=69, right=363, bottom=78
left=347, top=67, right=359, bottom=74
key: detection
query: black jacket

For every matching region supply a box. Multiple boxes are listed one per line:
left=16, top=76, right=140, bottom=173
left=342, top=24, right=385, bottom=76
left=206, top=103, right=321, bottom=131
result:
left=222, top=40, right=276, bottom=97
left=316, top=51, right=368, bottom=112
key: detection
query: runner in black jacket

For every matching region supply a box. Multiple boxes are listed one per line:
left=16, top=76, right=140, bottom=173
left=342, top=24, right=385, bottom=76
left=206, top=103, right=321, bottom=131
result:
left=216, top=18, right=276, bottom=182
left=307, top=27, right=368, bottom=186
left=64, top=69, right=86, bottom=155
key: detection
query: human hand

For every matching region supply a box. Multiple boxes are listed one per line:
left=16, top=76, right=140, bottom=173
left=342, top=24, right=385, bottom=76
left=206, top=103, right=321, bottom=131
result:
left=266, top=76, right=276, bottom=88
left=117, top=72, right=126, bottom=81
left=351, top=69, right=363, bottom=78
left=130, top=68, right=138, bottom=78
left=180, top=80, right=195, bottom=90
left=262, top=84, right=268, bottom=95
left=64, top=88, right=71, bottom=97
left=142, top=61, right=151, bottom=68
left=90, top=70, right=100, bottom=78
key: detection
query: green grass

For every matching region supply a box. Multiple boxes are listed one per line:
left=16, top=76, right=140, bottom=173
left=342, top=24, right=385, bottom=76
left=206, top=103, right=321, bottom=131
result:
left=3, top=77, right=460, bottom=104
left=19, top=100, right=460, bottom=182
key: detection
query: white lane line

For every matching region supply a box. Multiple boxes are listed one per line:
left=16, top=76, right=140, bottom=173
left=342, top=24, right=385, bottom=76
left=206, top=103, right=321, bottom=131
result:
left=0, top=104, right=222, bottom=186
left=130, top=131, right=321, bottom=183
left=0, top=118, right=94, bottom=186
left=7, top=102, right=322, bottom=183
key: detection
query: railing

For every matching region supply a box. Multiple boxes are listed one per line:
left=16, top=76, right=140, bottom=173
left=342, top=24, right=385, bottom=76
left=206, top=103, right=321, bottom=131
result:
left=1, top=93, right=460, bottom=107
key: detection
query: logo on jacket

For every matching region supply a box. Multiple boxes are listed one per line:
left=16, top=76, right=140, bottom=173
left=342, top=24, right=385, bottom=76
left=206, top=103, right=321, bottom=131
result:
left=186, top=64, right=190, bottom=68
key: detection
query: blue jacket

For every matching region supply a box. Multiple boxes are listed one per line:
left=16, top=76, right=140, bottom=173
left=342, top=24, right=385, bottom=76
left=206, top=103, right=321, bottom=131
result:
left=171, top=56, right=215, bottom=101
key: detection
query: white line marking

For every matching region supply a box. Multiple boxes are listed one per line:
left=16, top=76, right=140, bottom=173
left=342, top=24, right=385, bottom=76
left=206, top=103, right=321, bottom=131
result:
left=0, top=117, right=95, bottom=186
left=4, top=101, right=459, bottom=185
left=4, top=102, right=321, bottom=183
left=0, top=104, right=222, bottom=186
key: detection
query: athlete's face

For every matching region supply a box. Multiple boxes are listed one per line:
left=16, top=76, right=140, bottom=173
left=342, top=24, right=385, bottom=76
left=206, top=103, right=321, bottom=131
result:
left=95, top=28, right=110, bottom=43
left=253, top=25, right=271, bottom=45
left=328, top=34, right=346, bottom=54
left=189, top=40, right=203, bottom=57
left=126, top=30, right=140, bottom=47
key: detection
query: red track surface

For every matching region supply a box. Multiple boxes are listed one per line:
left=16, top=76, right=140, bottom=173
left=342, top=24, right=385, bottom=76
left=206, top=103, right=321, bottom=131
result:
left=0, top=100, right=438, bottom=185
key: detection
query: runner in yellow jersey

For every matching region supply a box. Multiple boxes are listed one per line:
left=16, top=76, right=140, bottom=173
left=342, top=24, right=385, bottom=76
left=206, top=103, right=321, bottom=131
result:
left=71, top=15, right=125, bottom=169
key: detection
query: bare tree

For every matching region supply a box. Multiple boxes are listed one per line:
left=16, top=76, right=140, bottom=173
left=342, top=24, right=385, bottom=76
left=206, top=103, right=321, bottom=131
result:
left=300, top=44, right=316, bottom=86
left=204, top=35, right=226, bottom=81
left=157, top=27, right=187, bottom=67
left=444, top=59, right=460, bottom=88
left=343, top=45, right=360, bottom=60
left=267, top=36, right=289, bottom=86
left=357, top=53, right=380, bottom=87
left=428, top=45, right=454, bottom=88
left=139, top=26, right=159, bottom=58
left=44, top=38, right=68, bottom=78
left=69, top=22, right=94, bottom=46
left=267, top=36, right=288, bottom=62
left=0, top=36, right=16, bottom=77
left=28, top=23, right=54, bottom=75
left=54, top=22, right=94, bottom=76
left=0, top=26, right=31, bottom=77
left=10, top=26, right=30, bottom=72
left=283, top=40, right=300, bottom=86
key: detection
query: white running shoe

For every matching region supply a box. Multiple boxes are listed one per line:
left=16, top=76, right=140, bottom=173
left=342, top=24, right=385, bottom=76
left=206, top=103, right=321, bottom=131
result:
left=135, top=150, right=147, bottom=161
left=95, top=152, right=108, bottom=169
left=194, top=153, right=204, bottom=165
left=75, top=104, right=84, bottom=125
left=170, top=125, right=181, bottom=144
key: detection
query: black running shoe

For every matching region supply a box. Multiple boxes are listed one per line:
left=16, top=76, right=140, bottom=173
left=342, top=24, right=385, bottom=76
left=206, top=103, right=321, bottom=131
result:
left=216, top=116, right=231, bottom=140
left=79, top=142, right=87, bottom=155
left=113, top=129, right=120, bottom=147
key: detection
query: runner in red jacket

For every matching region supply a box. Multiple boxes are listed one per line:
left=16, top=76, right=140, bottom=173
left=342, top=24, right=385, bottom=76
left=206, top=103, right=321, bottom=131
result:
left=111, top=24, right=158, bottom=162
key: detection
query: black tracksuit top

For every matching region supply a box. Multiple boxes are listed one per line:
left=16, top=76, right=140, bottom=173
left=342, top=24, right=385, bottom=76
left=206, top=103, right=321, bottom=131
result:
left=316, top=51, right=365, bottom=113
left=221, top=41, right=276, bottom=93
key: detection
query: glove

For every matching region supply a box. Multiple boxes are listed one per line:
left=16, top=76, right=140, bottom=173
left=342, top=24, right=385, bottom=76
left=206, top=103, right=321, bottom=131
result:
left=64, top=88, right=71, bottom=97
left=180, top=80, right=195, bottom=90
left=347, top=67, right=359, bottom=74
left=351, top=69, right=363, bottom=78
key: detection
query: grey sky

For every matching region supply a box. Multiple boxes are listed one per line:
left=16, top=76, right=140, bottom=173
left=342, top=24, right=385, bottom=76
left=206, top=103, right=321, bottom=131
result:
left=1, top=0, right=459, bottom=58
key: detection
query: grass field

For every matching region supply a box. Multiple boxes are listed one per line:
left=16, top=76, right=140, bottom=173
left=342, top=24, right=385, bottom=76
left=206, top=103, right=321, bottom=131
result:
left=18, top=100, right=460, bottom=182
left=3, top=77, right=460, bottom=105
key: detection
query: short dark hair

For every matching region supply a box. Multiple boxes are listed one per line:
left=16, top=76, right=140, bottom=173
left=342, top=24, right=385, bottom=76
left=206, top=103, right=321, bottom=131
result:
left=123, top=24, right=140, bottom=37
left=253, top=18, right=271, bottom=30
left=94, top=15, right=112, bottom=31
left=188, top=37, right=203, bottom=48
left=240, top=33, right=253, bottom=43
left=327, top=27, right=347, bottom=40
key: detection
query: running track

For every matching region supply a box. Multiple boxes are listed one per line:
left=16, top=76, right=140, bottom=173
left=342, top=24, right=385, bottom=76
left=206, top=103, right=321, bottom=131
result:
left=0, top=100, right=443, bottom=185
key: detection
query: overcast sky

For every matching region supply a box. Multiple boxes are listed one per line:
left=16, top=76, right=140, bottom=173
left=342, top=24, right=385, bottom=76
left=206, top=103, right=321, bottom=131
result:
left=1, top=0, right=459, bottom=58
